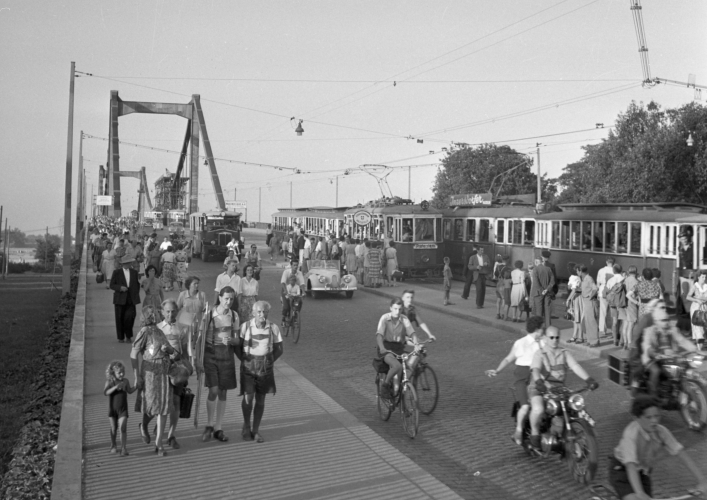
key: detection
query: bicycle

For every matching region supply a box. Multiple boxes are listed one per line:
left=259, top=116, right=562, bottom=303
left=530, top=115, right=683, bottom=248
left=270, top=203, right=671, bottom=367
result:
left=282, top=295, right=302, bottom=344
left=375, top=340, right=432, bottom=438
left=411, top=343, right=438, bottom=415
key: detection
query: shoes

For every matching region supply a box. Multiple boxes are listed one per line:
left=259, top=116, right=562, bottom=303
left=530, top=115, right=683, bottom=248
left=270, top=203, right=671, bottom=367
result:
left=253, top=432, right=264, bottom=443
left=138, top=423, right=150, bottom=444
left=202, top=425, right=214, bottom=442
left=155, top=445, right=166, bottom=457
left=461, top=296, right=468, bottom=300
left=167, top=436, right=180, bottom=449
left=242, top=425, right=254, bottom=441
left=213, top=430, right=229, bottom=442
left=118, top=339, right=124, bottom=343
left=120, top=448, right=129, bottom=456
left=109, top=446, right=117, bottom=454
left=446, top=302, right=455, bottom=306
left=512, top=430, right=522, bottom=446
left=566, top=338, right=575, bottom=343
left=529, top=435, right=541, bottom=450
left=477, top=306, right=483, bottom=309
left=588, top=343, right=600, bottom=348
left=496, top=314, right=501, bottom=319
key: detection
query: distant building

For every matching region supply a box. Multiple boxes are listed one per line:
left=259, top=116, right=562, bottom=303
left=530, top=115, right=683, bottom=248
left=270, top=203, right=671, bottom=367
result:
left=153, top=169, right=188, bottom=213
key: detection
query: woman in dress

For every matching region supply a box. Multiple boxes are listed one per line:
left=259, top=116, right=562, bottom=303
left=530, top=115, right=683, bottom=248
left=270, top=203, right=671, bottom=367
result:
left=269, top=233, right=280, bottom=261
left=627, top=268, right=662, bottom=318
left=134, top=241, right=145, bottom=279
left=176, top=276, right=206, bottom=347
left=565, top=263, right=585, bottom=343
left=130, top=305, right=174, bottom=456
left=239, top=264, right=259, bottom=323
left=346, top=237, right=359, bottom=278
left=160, top=245, right=178, bottom=291
left=686, top=270, right=707, bottom=350
left=141, top=265, right=164, bottom=322
left=368, top=241, right=383, bottom=288
left=509, top=260, right=527, bottom=323
left=623, top=265, right=639, bottom=348
left=174, top=244, right=189, bottom=292
left=242, top=244, right=261, bottom=280
left=101, top=244, right=116, bottom=289
left=146, top=242, right=161, bottom=277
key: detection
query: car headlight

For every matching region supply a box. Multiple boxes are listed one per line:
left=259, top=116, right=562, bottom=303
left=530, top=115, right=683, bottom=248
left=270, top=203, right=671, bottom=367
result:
left=318, top=276, right=326, bottom=283
left=343, top=275, right=351, bottom=283
left=544, top=399, right=559, bottom=416
left=210, top=240, right=216, bottom=245
left=688, top=353, right=704, bottom=368
left=569, top=394, right=585, bottom=411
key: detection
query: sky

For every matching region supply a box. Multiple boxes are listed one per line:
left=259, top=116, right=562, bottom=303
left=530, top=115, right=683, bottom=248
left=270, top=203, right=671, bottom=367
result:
left=1, top=0, right=705, bottom=237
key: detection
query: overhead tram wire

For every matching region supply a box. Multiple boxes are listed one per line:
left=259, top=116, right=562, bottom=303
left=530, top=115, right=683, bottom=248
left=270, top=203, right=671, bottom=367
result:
left=90, top=76, right=639, bottom=84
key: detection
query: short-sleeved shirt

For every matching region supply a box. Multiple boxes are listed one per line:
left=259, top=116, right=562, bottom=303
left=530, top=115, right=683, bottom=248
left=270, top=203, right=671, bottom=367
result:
left=206, top=308, right=239, bottom=345
left=614, top=420, right=683, bottom=473
left=239, top=277, right=259, bottom=297
left=510, top=334, right=542, bottom=367
left=158, top=320, right=187, bottom=355
left=286, top=284, right=301, bottom=296
left=280, top=269, right=305, bottom=286
left=376, top=313, right=414, bottom=344
left=240, top=319, right=283, bottom=357
left=215, top=272, right=241, bottom=295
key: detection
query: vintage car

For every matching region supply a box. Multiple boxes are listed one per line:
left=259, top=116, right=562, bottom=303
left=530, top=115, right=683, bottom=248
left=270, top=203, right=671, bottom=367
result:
left=168, top=222, right=185, bottom=236
left=304, top=260, right=357, bottom=299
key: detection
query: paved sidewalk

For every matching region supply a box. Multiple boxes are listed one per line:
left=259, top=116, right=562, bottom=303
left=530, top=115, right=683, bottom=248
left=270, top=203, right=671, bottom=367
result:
left=82, top=254, right=461, bottom=500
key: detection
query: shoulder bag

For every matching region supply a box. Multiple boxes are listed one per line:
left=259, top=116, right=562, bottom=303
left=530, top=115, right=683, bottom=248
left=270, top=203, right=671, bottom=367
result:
left=691, top=304, right=707, bottom=327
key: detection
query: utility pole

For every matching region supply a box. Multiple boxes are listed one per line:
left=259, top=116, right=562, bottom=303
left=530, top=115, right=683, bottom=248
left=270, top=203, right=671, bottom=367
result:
left=290, top=182, right=293, bottom=208
left=75, top=130, right=83, bottom=254
left=45, top=227, right=49, bottom=271
left=335, top=176, right=339, bottom=207
left=234, top=188, right=237, bottom=200
left=408, top=166, right=411, bottom=200
left=258, top=187, right=262, bottom=223
left=62, top=61, right=75, bottom=295
left=3, top=219, right=8, bottom=278
left=536, top=143, right=542, bottom=205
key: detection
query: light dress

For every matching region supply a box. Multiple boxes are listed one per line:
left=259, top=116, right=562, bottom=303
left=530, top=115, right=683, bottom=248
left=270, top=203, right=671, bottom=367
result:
left=510, top=268, right=527, bottom=307
left=239, top=277, right=259, bottom=323
left=689, top=282, right=707, bottom=341
left=567, top=274, right=583, bottom=324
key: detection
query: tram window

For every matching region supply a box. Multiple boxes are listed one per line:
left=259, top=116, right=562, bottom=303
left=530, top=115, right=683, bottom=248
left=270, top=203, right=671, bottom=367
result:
left=454, top=219, right=464, bottom=240
left=617, top=222, right=628, bottom=253
left=551, top=221, right=560, bottom=248
left=570, top=221, right=580, bottom=250
left=479, top=219, right=490, bottom=242
left=630, top=223, right=641, bottom=254
left=435, top=219, right=441, bottom=241
left=415, top=219, right=434, bottom=241
left=523, top=220, right=535, bottom=245
left=402, top=218, right=413, bottom=242
left=466, top=219, right=476, bottom=241
left=593, top=222, right=604, bottom=252
left=443, top=219, right=452, bottom=240
left=560, top=221, right=570, bottom=249
left=605, top=222, right=616, bottom=253
left=497, top=220, right=505, bottom=243
left=581, top=222, right=591, bottom=250
left=511, top=220, right=523, bottom=244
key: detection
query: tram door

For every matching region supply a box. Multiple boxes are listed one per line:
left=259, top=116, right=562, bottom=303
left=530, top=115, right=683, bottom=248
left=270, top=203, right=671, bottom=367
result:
left=696, top=225, right=707, bottom=269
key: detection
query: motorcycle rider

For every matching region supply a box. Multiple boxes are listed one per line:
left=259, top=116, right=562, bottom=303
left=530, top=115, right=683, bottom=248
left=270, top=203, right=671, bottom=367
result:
left=529, top=325, right=599, bottom=450
left=640, top=299, right=699, bottom=401
left=485, top=315, right=546, bottom=445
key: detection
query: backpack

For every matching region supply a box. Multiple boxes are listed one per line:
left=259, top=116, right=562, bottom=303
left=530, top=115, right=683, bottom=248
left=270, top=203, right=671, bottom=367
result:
left=607, top=281, right=627, bottom=308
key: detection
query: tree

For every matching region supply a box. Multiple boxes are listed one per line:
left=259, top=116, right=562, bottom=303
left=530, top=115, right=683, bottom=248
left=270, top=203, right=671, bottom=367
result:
left=431, top=143, right=554, bottom=208
left=35, top=234, right=61, bottom=267
left=554, top=101, right=707, bottom=204
left=9, top=227, right=26, bottom=247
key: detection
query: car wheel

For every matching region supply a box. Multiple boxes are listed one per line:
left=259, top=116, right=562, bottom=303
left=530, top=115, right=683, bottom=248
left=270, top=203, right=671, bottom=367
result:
left=345, top=291, right=354, bottom=299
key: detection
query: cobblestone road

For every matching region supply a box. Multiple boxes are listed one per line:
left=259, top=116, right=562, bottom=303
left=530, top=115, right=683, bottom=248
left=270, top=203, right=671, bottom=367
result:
left=180, top=230, right=707, bottom=500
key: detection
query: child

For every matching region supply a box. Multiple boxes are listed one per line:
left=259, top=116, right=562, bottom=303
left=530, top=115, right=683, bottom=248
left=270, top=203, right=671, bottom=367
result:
left=104, top=360, right=136, bottom=456
left=282, top=275, right=301, bottom=324
left=443, top=257, right=454, bottom=306
left=502, top=268, right=512, bottom=320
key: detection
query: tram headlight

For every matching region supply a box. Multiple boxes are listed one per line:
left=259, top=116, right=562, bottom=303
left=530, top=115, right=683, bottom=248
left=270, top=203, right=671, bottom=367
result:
left=569, top=394, right=585, bottom=411
left=421, top=254, right=430, bottom=263
left=210, top=240, right=216, bottom=245
left=544, top=399, right=559, bottom=416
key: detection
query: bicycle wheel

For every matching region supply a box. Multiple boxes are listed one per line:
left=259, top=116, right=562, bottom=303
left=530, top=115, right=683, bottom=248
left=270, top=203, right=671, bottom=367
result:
left=400, top=382, right=419, bottom=438
left=292, top=311, right=301, bottom=344
left=282, top=318, right=290, bottom=337
left=376, top=374, right=393, bottom=421
left=414, top=364, right=439, bottom=415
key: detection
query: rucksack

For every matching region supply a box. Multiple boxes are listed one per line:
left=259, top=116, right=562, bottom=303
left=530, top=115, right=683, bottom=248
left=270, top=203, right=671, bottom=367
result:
left=607, top=281, right=627, bottom=308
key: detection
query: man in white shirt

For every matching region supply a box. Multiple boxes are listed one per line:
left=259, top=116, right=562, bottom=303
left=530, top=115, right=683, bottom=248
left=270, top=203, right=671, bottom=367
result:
left=596, top=257, right=615, bottom=338
left=486, top=316, right=546, bottom=444
left=159, top=237, right=171, bottom=251
left=215, top=260, right=241, bottom=311
left=280, top=260, right=305, bottom=325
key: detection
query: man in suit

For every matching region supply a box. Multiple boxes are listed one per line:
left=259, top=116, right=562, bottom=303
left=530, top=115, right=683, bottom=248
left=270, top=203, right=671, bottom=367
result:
left=463, top=246, right=490, bottom=308
left=530, top=250, right=555, bottom=326
left=110, top=255, right=141, bottom=343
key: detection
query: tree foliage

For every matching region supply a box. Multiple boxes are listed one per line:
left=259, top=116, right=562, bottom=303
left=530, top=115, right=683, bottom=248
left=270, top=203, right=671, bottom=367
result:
left=554, top=101, right=707, bottom=204
left=34, top=235, right=61, bottom=266
left=9, top=227, right=26, bottom=247
left=431, top=144, right=555, bottom=208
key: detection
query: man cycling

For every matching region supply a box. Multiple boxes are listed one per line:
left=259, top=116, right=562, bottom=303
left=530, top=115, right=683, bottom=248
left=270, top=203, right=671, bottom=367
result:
left=529, top=325, right=599, bottom=450
left=280, top=260, right=304, bottom=327
left=376, top=298, right=420, bottom=400
left=640, top=299, right=699, bottom=400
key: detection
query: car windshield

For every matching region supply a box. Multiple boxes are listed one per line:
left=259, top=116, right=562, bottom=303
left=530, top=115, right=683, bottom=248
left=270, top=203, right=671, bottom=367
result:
left=309, top=260, right=340, bottom=270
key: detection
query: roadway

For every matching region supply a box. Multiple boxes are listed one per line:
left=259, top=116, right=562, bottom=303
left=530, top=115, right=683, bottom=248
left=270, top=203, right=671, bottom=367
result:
left=81, top=227, right=707, bottom=500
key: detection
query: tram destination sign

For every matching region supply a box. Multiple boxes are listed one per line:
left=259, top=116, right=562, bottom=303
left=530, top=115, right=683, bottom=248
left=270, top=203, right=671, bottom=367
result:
left=413, top=243, right=438, bottom=249
left=95, top=195, right=113, bottom=206
left=449, top=193, right=492, bottom=207
left=353, top=210, right=372, bottom=226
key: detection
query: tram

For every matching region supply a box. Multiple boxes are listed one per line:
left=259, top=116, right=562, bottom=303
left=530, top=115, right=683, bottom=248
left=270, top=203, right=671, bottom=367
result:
left=189, top=210, right=242, bottom=262
left=272, top=207, right=348, bottom=241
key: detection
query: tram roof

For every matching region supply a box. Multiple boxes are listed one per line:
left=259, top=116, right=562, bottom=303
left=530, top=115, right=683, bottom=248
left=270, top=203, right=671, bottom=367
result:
left=535, top=207, right=705, bottom=223
left=189, top=210, right=242, bottom=217
left=274, top=207, right=350, bottom=219
left=344, top=204, right=444, bottom=216
left=676, top=214, right=707, bottom=224
left=441, top=205, right=537, bottom=218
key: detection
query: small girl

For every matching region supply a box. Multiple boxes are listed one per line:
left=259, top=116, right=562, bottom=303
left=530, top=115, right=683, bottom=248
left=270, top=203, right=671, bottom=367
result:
left=104, top=360, right=136, bottom=456
left=443, top=257, right=454, bottom=306
left=502, top=268, right=513, bottom=320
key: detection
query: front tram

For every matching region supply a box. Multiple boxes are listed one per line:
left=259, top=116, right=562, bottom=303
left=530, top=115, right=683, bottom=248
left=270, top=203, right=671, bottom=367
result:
left=272, top=207, right=348, bottom=241
left=189, top=210, right=242, bottom=262
left=344, top=201, right=444, bottom=278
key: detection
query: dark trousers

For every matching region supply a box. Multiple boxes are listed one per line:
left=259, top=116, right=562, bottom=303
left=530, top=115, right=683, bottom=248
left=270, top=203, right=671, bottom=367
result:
left=531, top=294, right=552, bottom=326
left=462, top=272, right=474, bottom=299
left=475, top=275, right=486, bottom=307
left=114, top=297, right=136, bottom=341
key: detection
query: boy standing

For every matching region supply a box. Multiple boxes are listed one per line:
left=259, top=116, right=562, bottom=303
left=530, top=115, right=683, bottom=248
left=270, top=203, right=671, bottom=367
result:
left=443, top=257, right=454, bottom=306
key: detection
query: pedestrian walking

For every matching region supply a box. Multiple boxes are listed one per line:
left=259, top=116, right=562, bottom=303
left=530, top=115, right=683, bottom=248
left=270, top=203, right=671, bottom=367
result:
left=101, top=244, right=116, bottom=290
left=623, top=266, right=640, bottom=348
left=597, top=257, right=615, bottom=338
left=176, top=276, right=206, bottom=345
left=239, top=264, right=259, bottom=323
left=368, top=241, right=383, bottom=288
left=462, top=246, right=489, bottom=308
left=160, top=245, right=178, bottom=292
left=104, top=360, right=136, bottom=456
left=530, top=251, right=555, bottom=325
left=110, top=255, right=141, bottom=343
left=362, top=240, right=371, bottom=286
left=215, top=260, right=241, bottom=313
left=141, top=265, right=165, bottom=323
left=578, top=264, right=600, bottom=347
left=443, top=257, right=453, bottom=306
left=383, top=241, right=398, bottom=286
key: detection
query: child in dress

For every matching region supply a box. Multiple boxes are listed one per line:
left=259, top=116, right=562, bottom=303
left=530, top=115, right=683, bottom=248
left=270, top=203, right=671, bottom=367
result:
left=104, top=360, right=136, bottom=456
left=443, top=257, right=454, bottom=306
left=502, top=268, right=513, bottom=320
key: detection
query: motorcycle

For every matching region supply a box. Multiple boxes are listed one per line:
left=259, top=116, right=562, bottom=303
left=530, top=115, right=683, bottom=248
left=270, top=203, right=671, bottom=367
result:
left=511, top=386, right=598, bottom=484
left=626, top=352, right=707, bottom=431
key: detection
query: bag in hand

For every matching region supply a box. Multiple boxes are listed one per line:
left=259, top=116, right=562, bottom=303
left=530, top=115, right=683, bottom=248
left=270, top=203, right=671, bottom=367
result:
left=168, top=357, right=194, bottom=386
left=179, top=388, right=195, bottom=419
left=692, top=306, right=707, bottom=327
left=96, top=272, right=105, bottom=284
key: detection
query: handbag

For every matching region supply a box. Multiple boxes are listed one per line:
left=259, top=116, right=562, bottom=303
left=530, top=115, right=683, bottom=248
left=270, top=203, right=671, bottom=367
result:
left=391, top=270, right=403, bottom=280
left=691, top=305, right=707, bottom=327
left=96, top=272, right=105, bottom=284
left=179, top=388, right=195, bottom=419
left=168, top=357, right=194, bottom=386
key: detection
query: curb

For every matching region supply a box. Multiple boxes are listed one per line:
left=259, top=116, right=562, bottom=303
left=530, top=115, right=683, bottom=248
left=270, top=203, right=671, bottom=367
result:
left=51, top=230, right=88, bottom=500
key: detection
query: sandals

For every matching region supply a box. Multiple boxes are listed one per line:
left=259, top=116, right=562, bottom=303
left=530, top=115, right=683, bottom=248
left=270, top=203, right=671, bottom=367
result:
left=155, top=445, right=166, bottom=457
left=139, top=423, right=150, bottom=444
left=242, top=425, right=254, bottom=441
left=511, top=430, right=522, bottom=446
left=202, top=425, right=214, bottom=442
left=566, top=338, right=576, bottom=344
left=253, top=432, right=264, bottom=443
left=213, top=430, right=229, bottom=442
left=167, top=436, right=180, bottom=449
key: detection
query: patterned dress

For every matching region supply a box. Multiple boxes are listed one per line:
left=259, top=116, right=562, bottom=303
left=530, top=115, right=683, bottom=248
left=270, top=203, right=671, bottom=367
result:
left=141, top=276, right=164, bottom=319
left=368, top=248, right=383, bottom=287
left=632, top=279, right=662, bottom=317
left=239, top=277, right=259, bottom=323
left=132, top=325, right=171, bottom=416
left=176, top=290, right=206, bottom=346
left=175, top=249, right=189, bottom=284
